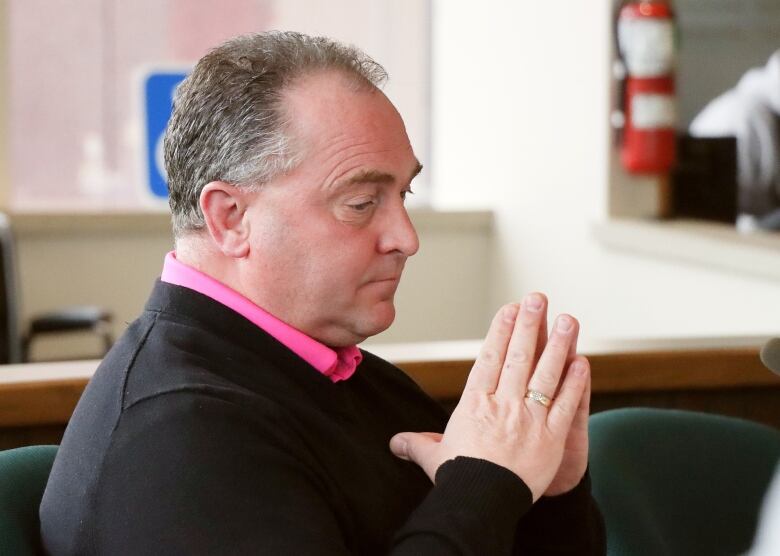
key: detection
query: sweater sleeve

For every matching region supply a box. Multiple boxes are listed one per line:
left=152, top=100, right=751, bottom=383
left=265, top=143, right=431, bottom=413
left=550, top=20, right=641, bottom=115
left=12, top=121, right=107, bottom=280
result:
left=91, top=393, right=535, bottom=556
left=513, top=470, right=607, bottom=555
left=392, top=457, right=533, bottom=555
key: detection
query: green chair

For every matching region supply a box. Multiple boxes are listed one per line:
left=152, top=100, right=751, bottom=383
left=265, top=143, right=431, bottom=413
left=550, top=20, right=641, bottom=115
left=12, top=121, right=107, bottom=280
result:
left=0, top=445, right=58, bottom=555
left=589, top=408, right=780, bottom=556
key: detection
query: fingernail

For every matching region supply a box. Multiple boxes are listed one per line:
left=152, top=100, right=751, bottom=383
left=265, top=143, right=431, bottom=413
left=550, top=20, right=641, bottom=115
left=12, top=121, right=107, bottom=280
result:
left=390, top=436, right=408, bottom=458
left=503, top=304, right=519, bottom=322
left=524, top=294, right=543, bottom=312
left=574, top=361, right=588, bottom=376
left=556, top=315, right=573, bottom=332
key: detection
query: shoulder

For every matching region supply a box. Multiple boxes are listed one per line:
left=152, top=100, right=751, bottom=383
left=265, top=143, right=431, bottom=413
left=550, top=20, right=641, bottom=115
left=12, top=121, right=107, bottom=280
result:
left=113, top=302, right=300, bottom=410
left=110, top=386, right=296, bottom=457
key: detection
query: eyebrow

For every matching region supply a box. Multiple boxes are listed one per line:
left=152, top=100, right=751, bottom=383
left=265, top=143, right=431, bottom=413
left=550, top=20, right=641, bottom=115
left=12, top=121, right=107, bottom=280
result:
left=334, top=161, right=423, bottom=190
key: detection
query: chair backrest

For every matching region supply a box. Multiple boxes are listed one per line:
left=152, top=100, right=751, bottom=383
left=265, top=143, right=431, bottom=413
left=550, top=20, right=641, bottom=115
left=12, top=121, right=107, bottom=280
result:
left=0, top=212, right=22, bottom=364
left=0, top=445, right=58, bottom=555
left=589, top=408, right=780, bottom=556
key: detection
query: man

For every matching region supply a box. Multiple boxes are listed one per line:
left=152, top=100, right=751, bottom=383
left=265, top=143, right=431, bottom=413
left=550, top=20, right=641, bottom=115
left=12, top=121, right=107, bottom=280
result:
left=40, top=32, right=604, bottom=554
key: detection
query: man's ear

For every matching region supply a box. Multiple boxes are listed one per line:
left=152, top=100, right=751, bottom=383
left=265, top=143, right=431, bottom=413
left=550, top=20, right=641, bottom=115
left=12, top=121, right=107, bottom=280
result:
left=199, top=181, right=251, bottom=258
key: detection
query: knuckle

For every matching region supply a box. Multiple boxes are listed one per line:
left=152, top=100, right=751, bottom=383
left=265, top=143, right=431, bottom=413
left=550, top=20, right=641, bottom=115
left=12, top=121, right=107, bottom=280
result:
left=519, top=308, right=541, bottom=326
left=479, top=348, right=501, bottom=366
left=506, top=398, right=523, bottom=420
left=554, top=400, right=573, bottom=417
left=547, top=336, right=569, bottom=351
left=505, top=349, right=530, bottom=366
left=496, top=304, right=519, bottom=325
left=568, top=361, right=588, bottom=379
left=534, top=368, right=558, bottom=387
left=472, top=393, right=496, bottom=418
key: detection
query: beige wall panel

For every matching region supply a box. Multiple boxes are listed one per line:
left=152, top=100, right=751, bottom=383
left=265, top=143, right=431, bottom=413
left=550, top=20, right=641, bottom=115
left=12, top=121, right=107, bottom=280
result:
left=12, top=211, right=491, bottom=360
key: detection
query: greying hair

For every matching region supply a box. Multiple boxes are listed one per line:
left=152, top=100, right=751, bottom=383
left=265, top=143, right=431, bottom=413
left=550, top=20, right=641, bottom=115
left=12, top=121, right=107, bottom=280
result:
left=164, top=31, right=388, bottom=236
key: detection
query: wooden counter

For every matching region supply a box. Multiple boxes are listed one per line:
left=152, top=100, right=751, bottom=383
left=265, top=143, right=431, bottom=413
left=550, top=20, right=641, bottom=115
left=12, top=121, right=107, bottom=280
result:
left=1, top=336, right=778, bottom=448
left=369, top=336, right=777, bottom=400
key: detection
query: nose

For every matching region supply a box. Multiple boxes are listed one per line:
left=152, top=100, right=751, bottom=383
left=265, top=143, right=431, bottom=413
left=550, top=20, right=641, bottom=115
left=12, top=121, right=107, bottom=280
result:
left=377, top=203, right=419, bottom=257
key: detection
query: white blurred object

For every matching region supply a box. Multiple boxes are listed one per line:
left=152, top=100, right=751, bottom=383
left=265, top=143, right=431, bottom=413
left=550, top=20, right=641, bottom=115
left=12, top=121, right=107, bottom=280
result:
left=747, top=464, right=780, bottom=555
left=736, top=213, right=759, bottom=233
left=689, top=51, right=780, bottom=215
left=617, top=14, right=675, bottom=77
left=77, top=132, right=117, bottom=198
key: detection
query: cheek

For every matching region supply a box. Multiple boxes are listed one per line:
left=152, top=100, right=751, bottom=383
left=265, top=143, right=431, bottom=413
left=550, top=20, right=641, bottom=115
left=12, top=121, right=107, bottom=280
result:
left=254, top=204, right=379, bottom=299
left=305, top=240, right=379, bottom=304
left=249, top=214, right=314, bottom=290
left=308, top=252, right=366, bottom=295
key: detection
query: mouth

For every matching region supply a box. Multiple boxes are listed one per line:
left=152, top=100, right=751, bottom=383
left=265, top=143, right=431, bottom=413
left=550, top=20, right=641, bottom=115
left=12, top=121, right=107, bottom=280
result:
left=363, top=276, right=402, bottom=293
left=365, top=262, right=406, bottom=287
left=373, top=276, right=400, bottom=283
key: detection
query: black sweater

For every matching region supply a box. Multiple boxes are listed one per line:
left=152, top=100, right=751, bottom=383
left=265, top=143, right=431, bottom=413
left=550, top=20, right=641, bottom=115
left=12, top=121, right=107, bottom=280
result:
left=40, top=280, right=605, bottom=555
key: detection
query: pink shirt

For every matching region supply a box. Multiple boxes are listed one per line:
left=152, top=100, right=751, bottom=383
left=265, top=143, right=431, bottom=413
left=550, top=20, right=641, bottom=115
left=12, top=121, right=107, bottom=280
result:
left=160, top=252, right=362, bottom=382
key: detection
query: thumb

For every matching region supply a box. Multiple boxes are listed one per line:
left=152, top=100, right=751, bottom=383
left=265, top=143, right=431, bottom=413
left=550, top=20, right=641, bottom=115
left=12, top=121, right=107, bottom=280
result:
left=389, top=432, right=441, bottom=477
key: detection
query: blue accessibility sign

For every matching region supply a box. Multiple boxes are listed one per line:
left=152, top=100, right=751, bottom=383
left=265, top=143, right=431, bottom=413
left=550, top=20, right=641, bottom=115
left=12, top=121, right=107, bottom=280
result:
left=143, top=71, right=189, bottom=199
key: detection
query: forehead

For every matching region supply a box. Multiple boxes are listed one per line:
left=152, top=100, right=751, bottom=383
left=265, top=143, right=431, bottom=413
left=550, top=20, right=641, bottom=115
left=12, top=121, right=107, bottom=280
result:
left=282, top=72, right=416, bottom=179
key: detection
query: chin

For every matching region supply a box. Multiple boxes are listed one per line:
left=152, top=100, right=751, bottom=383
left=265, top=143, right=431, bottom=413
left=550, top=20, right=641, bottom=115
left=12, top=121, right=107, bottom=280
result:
left=359, top=303, right=396, bottom=339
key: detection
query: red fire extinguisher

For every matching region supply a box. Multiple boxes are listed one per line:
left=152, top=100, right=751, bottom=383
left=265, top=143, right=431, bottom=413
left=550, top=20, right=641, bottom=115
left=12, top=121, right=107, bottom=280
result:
left=617, top=0, right=677, bottom=174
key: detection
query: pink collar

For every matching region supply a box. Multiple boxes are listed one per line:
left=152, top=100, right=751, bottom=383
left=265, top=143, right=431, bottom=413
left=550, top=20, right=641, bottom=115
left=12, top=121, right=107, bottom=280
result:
left=160, top=252, right=361, bottom=382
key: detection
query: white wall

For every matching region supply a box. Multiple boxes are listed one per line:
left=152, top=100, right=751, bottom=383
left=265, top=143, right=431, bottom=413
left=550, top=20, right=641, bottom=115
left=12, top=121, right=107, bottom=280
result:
left=10, top=1, right=780, bottom=356
left=14, top=211, right=491, bottom=360
left=432, top=0, right=780, bottom=342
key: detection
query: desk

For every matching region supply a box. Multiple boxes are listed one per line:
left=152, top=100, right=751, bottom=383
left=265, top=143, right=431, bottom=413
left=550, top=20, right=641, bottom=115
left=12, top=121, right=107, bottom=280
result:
left=1, top=337, right=778, bottom=448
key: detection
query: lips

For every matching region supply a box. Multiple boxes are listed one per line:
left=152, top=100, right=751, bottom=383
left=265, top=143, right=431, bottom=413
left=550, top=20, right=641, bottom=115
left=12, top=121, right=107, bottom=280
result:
left=365, top=262, right=405, bottom=286
left=373, top=276, right=400, bottom=283
left=363, top=276, right=401, bottom=291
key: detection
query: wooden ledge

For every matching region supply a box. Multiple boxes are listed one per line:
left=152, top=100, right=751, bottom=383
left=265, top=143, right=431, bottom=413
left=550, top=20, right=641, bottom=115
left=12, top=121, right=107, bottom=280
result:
left=1, top=337, right=778, bottom=428
left=0, top=360, right=96, bottom=427
left=366, top=336, right=779, bottom=400
left=394, top=346, right=774, bottom=401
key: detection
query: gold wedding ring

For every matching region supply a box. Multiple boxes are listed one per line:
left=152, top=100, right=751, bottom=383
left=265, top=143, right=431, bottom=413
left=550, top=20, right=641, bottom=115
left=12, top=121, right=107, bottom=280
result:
left=525, top=389, right=552, bottom=408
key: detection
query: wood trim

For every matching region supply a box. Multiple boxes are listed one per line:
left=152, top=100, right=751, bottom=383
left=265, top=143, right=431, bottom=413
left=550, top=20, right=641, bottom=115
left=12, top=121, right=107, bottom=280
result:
left=588, top=347, right=774, bottom=392
left=0, top=378, right=87, bottom=427
left=0, top=360, right=96, bottom=428
left=1, top=340, right=778, bottom=428
left=397, top=347, right=777, bottom=401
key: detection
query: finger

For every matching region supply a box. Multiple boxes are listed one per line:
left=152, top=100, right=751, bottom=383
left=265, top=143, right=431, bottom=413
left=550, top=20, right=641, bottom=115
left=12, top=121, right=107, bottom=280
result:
left=389, top=432, right=439, bottom=461
left=564, top=367, right=591, bottom=441
left=547, top=357, right=590, bottom=435
left=495, top=293, right=547, bottom=399
left=389, top=432, right=441, bottom=482
left=553, top=319, right=580, bottom=398
left=571, top=370, right=591, bottom=433
left=533, top=299, right=548, bottom=367
left=566, top=318, right=579, bottom=364
left=464, top=303, right=519, bottom=394
left=526, top=314, right=578, bottom=403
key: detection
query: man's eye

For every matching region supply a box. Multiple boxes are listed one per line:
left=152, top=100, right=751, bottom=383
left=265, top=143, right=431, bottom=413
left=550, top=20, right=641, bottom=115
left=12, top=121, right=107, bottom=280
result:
left=349, top=201, right=375, bottom=212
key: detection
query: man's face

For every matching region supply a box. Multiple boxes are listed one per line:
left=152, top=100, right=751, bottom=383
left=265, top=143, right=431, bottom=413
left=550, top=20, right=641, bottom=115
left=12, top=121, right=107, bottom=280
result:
left=239, top=71, right=420, bottom=346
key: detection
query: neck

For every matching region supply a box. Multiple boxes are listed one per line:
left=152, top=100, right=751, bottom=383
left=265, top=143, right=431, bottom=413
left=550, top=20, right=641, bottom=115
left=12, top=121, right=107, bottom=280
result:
left=174, top=235, right=364, bottom=347
left=175, top=234, right=239, bottom=291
